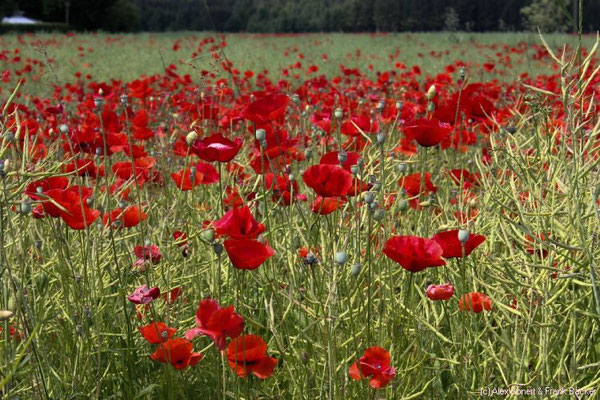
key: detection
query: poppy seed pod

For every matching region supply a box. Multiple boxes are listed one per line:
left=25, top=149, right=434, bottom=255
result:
left=376, top=132, right=386, bottom=145
left=374, top=209, right=385, bottom=221
left=376, top=101, right=385, bottom=111
left=458, top=229, right=470, bottom=244
left=364, top=191, right=375, bottom=204
left=334, top=108, right=343, bottom=119
left=255, top=128, right=266, bottom=142
left=93, top=97, right=103, bottom=110
left=398, top=199, right=409, bottom=211
left=120, top=94, right=128, bottom=105
left=335, top=251, right=348, bottom=265
left=351, top=263, right=362, bottom=276
left=397, top=163, right=408, bottom=173
left=59, top=124, right=69, bottom=134
left=396, top=101, right=403, bottom=110
left=337, top=150, right=348, bottom=164
left=350, top=165, right=359, bottom=175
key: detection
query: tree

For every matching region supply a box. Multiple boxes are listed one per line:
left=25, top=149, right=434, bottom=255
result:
left=521, top=0, right=569, bottom=32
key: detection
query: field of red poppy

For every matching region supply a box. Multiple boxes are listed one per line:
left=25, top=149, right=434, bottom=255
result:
left=1, top=31, right=600, bottom=399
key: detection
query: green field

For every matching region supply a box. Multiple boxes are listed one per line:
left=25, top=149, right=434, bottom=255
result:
left=1, top=31, right=599, bottom=399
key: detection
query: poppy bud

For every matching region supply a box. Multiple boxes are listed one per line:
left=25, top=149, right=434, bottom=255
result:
left=35, top=271, right=48, bottom=290
left=255, top=128, right=266, bottom=142
left=186, top=131, right=198, bottom=146
left=397, top=163, right=407, bottom=173
left=120, top=94, right=128, bottom=105
left=376, top=132, right=386, bottom=145
left=351, top=263, right=362, bottom=276
left=374, top=209, right=385, bottom=221
left=59, top=124, right=69, bottom=134
left=305, top=252, right=316, bottom=265
left=350, top=165, right=359, bottom=175
left=398, top=199, right=409, bottom=211
left=0, top=310, right=14, bottom=322
left=201, top=229, right=215, bottom=242
left=427, top=102, right=435, bottom=113
left=364, top=191, right=375, bottom=204
left=335, top=251, right=348, bottom=265
left=396, top=101, right=403, bottom=110
left=460, top=67, right=466, bottom=81
left=213, top=243, right=224, bottom=255
left=426, top=85, right=436, bottom=100
left=334, top=108, right=343, bottom=119
left=458, top=229, right=470, bottom=244
left=337, top=150, right=348, bottom=164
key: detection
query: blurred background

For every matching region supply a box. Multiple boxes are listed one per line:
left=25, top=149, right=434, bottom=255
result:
left=1, top=0, right=599, bottom=33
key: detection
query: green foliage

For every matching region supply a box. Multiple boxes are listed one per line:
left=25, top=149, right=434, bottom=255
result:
left=521, top=0, right=569, bottom=32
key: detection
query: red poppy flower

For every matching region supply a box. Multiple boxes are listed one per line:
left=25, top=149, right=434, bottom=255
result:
left=185, top=298, right=244, bottom=350
left=425, top=283, right=455, bottom=301
left=398, top=172, right=437, bottom=197
left=171, top=162, right=219, bottom=191
left=383, top=236, right=446, bottom=272
left=103, top=205, right=147, bottom=228
left=244, top=93, right=289, bottom=125
left=192, top=133, right=243, bottom=163
left=226, top=334, right=278, bottom=379
left=214, top=206, right=265, bottom=240
left=349, top=347, right=396, bottom=389
left=319, top=150, right=360, bottom=172
left=43, top=186, right=100, bottom=230
left=525, top=233, right=549, bottom=259
left=311, top=196, right=346, bottom=215
left=404, top=118, right=452, bottom=147
left=303, top=164, right=353, bottom=197
left=459, top=292, right=493, bottom=313
left=173, top=231, right=189, bottom=247
left=150, top=338, right=203, bottom=369
left=134, top=243, right=161, bottom=263
left=128, top=285, right=160, bottom=304
left=25, top=176, right=69, bottom=200
left=224, top=239, right=275, bottom=270
left=432, top=230, right=486, bottom=258
left=139, top=322, right=177, bottom=344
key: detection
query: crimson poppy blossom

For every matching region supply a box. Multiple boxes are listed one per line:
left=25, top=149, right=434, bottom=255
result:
left=43, top=186, right=100, bottom=230
left=398, top=172, right=437, bottom=197
left=459, top=292, right=493, bottom=313
left=349, top=347, right=396, bottom=389
left=303, top=164, right=353, bottom=197
left=244, top=93, right=289, bottom=124
left=127, top=285, right=160, bottom=304
left=139, top=322, right=177, bottom=344
left=150, top=338, right=203, bottom=369
left=103, top=205, right=147, bottom=228
left=171, top=162, right=219, bottom=191
left=426, top=283, right=455, bottom=301
left=192, top=133, right=243, bottom=163
left=311, top=196, right=346, bottom=215
left=226, top=334, right=278, bottom=379
left=185, top=298, right=244, bottom=350
left=25, top=176, right=69, bottom=200
left=383, top=236, right=446, bottom=272
left=432, top=230, right=486, bottom=258
left=214, top=206, right=265, bottom=240
left=224, top=239, right=275, bottom=270
left=133, top=244, right=162, bottom=266
left=404, top=118, right=452, bottom=147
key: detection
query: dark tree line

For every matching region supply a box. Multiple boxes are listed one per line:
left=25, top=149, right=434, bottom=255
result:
left=1, top=0, right=599, bottom=32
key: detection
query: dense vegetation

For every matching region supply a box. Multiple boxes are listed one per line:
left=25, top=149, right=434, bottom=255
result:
left=1, top=0, right=599, bottom=33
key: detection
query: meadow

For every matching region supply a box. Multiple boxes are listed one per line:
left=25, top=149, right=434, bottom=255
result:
left=0, top=31, right=599, bottom=399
